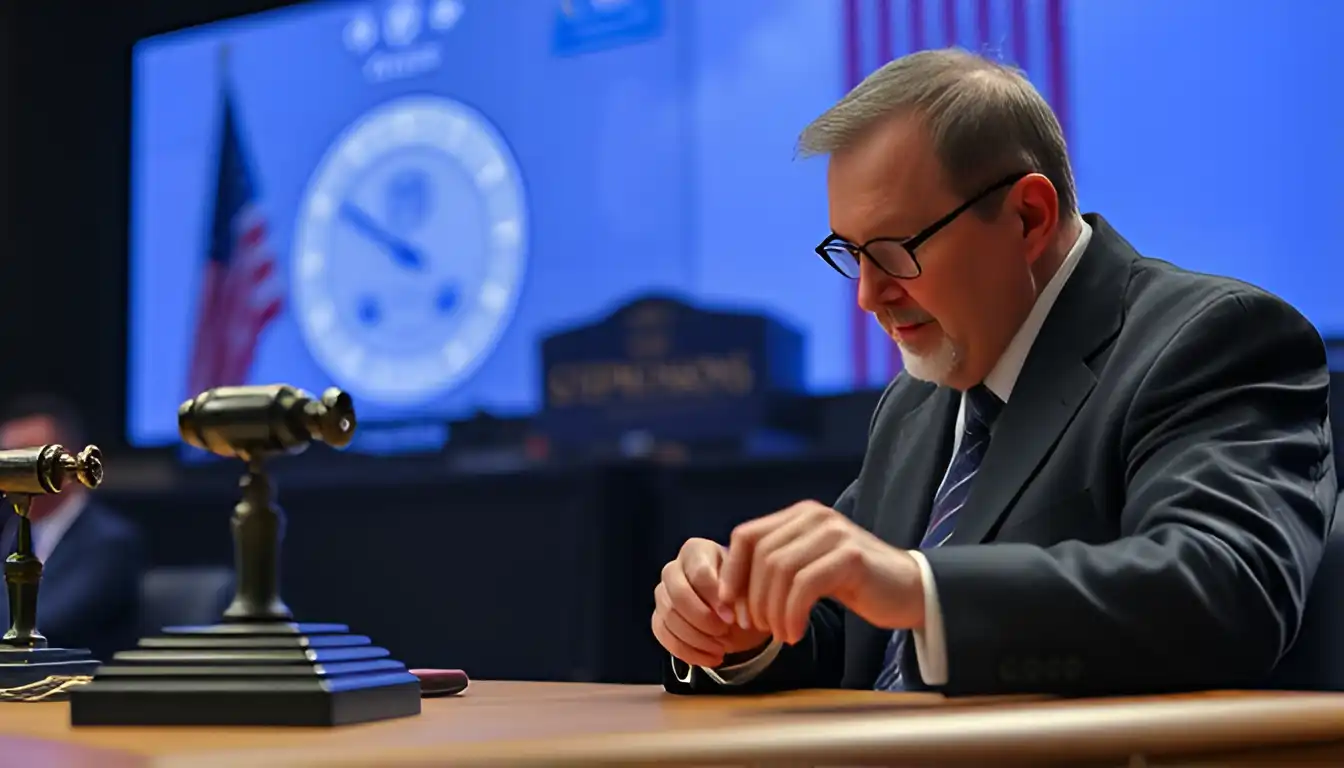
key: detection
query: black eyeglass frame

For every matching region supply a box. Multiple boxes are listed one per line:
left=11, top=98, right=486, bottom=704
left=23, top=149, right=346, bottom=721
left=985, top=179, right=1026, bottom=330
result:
left=814, top=171, right=1030, bottom=280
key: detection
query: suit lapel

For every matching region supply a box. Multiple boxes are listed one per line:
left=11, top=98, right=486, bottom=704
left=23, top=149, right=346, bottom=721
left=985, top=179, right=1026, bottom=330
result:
left=875, top=386, right=958, bottom=549
left=42, top=511, right=81, bottom=586
left=0, top=515, right=11, bottom=631
left=0, top=515, right=15, bottom=559
left=948, top=214, right=1134, bottom=545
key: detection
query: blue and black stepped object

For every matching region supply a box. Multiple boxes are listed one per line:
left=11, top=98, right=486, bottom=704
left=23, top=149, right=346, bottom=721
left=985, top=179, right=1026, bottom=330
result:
left=0, top=508, right=99, bottom=689
left=69, top=385, right=423, bottom=727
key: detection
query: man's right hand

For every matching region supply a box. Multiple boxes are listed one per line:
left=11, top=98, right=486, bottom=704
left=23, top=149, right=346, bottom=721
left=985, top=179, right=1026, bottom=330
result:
left=653, top=537, right=773, bottom=668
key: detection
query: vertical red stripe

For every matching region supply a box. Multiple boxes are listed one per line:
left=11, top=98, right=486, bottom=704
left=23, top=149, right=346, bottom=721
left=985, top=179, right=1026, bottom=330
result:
left=1010, top=0, right=1028, bottom=68
left=909, top=0, right=926, bottom=50
left=844, top=0, right=868, bottom=388
left=879, top=0, right=900, bottom=382
left=842, top=0, right=862, bottom=88
left=877, top=0, right=892, bottom=64
left=188, top=263, right=223, bottom=396
left=941, top=0, right=958, bottom=46
left=222, top=262, right=246, bottom=385
left=1045, top=0, right=1070, bottom=145
left=976, top=0, right=992, bottom=50
left=895, top=0, right=924, bottom=384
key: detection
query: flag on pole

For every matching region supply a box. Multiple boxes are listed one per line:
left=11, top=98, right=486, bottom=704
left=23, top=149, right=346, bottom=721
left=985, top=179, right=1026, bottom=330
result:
left=186, top=47, right=283, bottom=397
left=842, top=0, right=1070, bottom=388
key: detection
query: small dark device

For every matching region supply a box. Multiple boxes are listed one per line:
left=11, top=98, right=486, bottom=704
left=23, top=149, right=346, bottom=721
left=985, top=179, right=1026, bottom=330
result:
left=411, top=668, right=469, bottom=697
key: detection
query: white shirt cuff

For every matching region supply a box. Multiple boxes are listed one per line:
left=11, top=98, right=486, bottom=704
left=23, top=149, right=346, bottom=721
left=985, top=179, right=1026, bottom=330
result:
left=672, top=549, right=946, bottom=687
left=670, top=638, right=784, bottom=686
left=907, top=549, right=948, bottom=685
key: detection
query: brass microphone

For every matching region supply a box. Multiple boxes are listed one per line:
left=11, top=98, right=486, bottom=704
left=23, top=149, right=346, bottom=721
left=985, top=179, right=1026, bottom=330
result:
left=0, top=444, right=103, bottom=496
left=0, top=443, right=103, bottom=651
left=178, top=385, right=355, bottom=460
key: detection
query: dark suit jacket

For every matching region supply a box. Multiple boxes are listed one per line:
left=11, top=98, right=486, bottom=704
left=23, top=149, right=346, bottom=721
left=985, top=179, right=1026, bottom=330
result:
left=665, top=213, right=1336, bottom=697
left=0, top=500, right=146, bottom=663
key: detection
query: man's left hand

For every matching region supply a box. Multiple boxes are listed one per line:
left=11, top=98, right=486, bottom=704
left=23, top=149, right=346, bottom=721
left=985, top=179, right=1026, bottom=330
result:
left=716, top=501, right=925, bottom=644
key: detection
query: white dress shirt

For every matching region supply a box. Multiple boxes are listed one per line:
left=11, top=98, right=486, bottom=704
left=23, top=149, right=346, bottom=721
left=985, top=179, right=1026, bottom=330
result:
left=675, top=219, right=1094, bottom=688
left=30, top=493, right=88, bottom=565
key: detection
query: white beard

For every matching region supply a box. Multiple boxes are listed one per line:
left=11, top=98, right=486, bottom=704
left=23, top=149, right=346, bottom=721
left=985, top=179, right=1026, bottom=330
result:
left=897, top=334, right=961, bottom=385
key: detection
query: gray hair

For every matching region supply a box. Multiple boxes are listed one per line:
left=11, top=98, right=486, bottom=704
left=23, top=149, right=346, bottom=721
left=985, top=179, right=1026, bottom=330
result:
left=798, top=48, right=1077, bottom=216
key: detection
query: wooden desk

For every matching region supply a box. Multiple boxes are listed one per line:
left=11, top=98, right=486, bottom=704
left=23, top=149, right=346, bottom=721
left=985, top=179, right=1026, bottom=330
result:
left=4, top=682, right=1344, bottom=766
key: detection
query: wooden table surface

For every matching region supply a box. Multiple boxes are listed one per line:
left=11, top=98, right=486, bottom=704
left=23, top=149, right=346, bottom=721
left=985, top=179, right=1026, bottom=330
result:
left=4, top=681, right=1344, bottom=766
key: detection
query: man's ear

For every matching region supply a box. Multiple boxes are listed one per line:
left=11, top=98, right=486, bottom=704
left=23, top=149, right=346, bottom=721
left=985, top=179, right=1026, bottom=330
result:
left=1012, top=173, right=1059, bottom=264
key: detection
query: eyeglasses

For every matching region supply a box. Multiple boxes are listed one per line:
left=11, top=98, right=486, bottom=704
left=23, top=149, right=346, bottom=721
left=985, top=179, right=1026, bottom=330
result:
left=814, top=172, right=1029, bottom=280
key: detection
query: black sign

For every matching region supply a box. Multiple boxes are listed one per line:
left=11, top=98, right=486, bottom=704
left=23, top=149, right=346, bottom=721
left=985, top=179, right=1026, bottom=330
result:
left=539, top=295, right=805, bottom=444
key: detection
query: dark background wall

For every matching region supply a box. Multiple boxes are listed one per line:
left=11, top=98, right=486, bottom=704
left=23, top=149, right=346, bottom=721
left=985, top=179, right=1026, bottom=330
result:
left=0, top=0, right=307, bottom=446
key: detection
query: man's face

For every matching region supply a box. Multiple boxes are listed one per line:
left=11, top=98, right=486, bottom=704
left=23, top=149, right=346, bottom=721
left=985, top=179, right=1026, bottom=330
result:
left=826, top=116, right=1049, bottom=390
left=0, top=415, right=64, bottom=519
left=0, top=415, right=59, bottom=451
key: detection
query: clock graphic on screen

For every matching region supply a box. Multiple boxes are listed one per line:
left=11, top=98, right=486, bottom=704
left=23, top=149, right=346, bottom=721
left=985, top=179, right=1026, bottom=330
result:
left=291, top=95, right=528, bottom=406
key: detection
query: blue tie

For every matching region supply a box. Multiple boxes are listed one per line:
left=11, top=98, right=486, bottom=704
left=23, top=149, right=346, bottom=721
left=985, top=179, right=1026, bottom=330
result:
left=874, top=385, right=1002, bottom=691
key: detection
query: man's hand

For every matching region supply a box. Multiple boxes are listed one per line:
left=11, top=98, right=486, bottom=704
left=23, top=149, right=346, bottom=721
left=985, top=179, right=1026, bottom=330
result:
left=653, top=538, right=773, bottom=668
left=717, top=501, right=925, bottom=645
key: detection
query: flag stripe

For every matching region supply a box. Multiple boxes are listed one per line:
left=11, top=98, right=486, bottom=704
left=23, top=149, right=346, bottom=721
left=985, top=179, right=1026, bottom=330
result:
left=843, top=0, right=869, bottom=390
left=1046, top=0, right=1070, bottom=144
left=909, top=0, right=926, bottom=50
left=976, top=0, right=993, bottom=49
left=1011, top=0, right=1029, bottom=67
left=843, top=0, right=1071, bottom=386
left=880, top=0, right=903, bottom=385
left=185, top=77, right=282, bottom=398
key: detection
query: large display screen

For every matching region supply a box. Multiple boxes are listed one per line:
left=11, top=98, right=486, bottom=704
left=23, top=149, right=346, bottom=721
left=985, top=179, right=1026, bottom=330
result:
left=129, top=0, right=1344, bottom=448
left=128, top=0, right=855, bottom=449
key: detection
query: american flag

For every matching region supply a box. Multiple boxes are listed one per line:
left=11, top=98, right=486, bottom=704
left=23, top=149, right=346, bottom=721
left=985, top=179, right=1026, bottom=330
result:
left=843, top=0, right=1071, bottom=388
left=186, top=77, right=283, bottom=397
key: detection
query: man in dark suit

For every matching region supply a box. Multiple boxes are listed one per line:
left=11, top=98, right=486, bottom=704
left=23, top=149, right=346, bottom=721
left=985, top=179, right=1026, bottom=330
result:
left=0, top=395, right=145, bottom=663
left=653, top=48, right=1336, bottom=697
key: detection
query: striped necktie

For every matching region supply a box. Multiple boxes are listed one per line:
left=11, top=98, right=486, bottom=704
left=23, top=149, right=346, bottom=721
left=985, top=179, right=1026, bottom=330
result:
left=874, top=384, right=1003, bottom=691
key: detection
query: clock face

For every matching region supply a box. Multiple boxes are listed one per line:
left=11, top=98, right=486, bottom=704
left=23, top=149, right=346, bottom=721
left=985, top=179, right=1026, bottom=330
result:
left=291, top=95, right=527, bottom=407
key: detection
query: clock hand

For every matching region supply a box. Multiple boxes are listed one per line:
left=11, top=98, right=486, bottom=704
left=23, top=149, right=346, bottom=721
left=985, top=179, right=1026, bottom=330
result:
left=338, top=201, right=426, bottom=270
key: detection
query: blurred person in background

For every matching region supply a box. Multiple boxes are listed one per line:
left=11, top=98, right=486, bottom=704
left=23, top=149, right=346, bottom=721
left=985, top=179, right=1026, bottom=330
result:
left=654, top=48, right=1334, bottom=697
left=0, top=394, right=145, bottom=662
